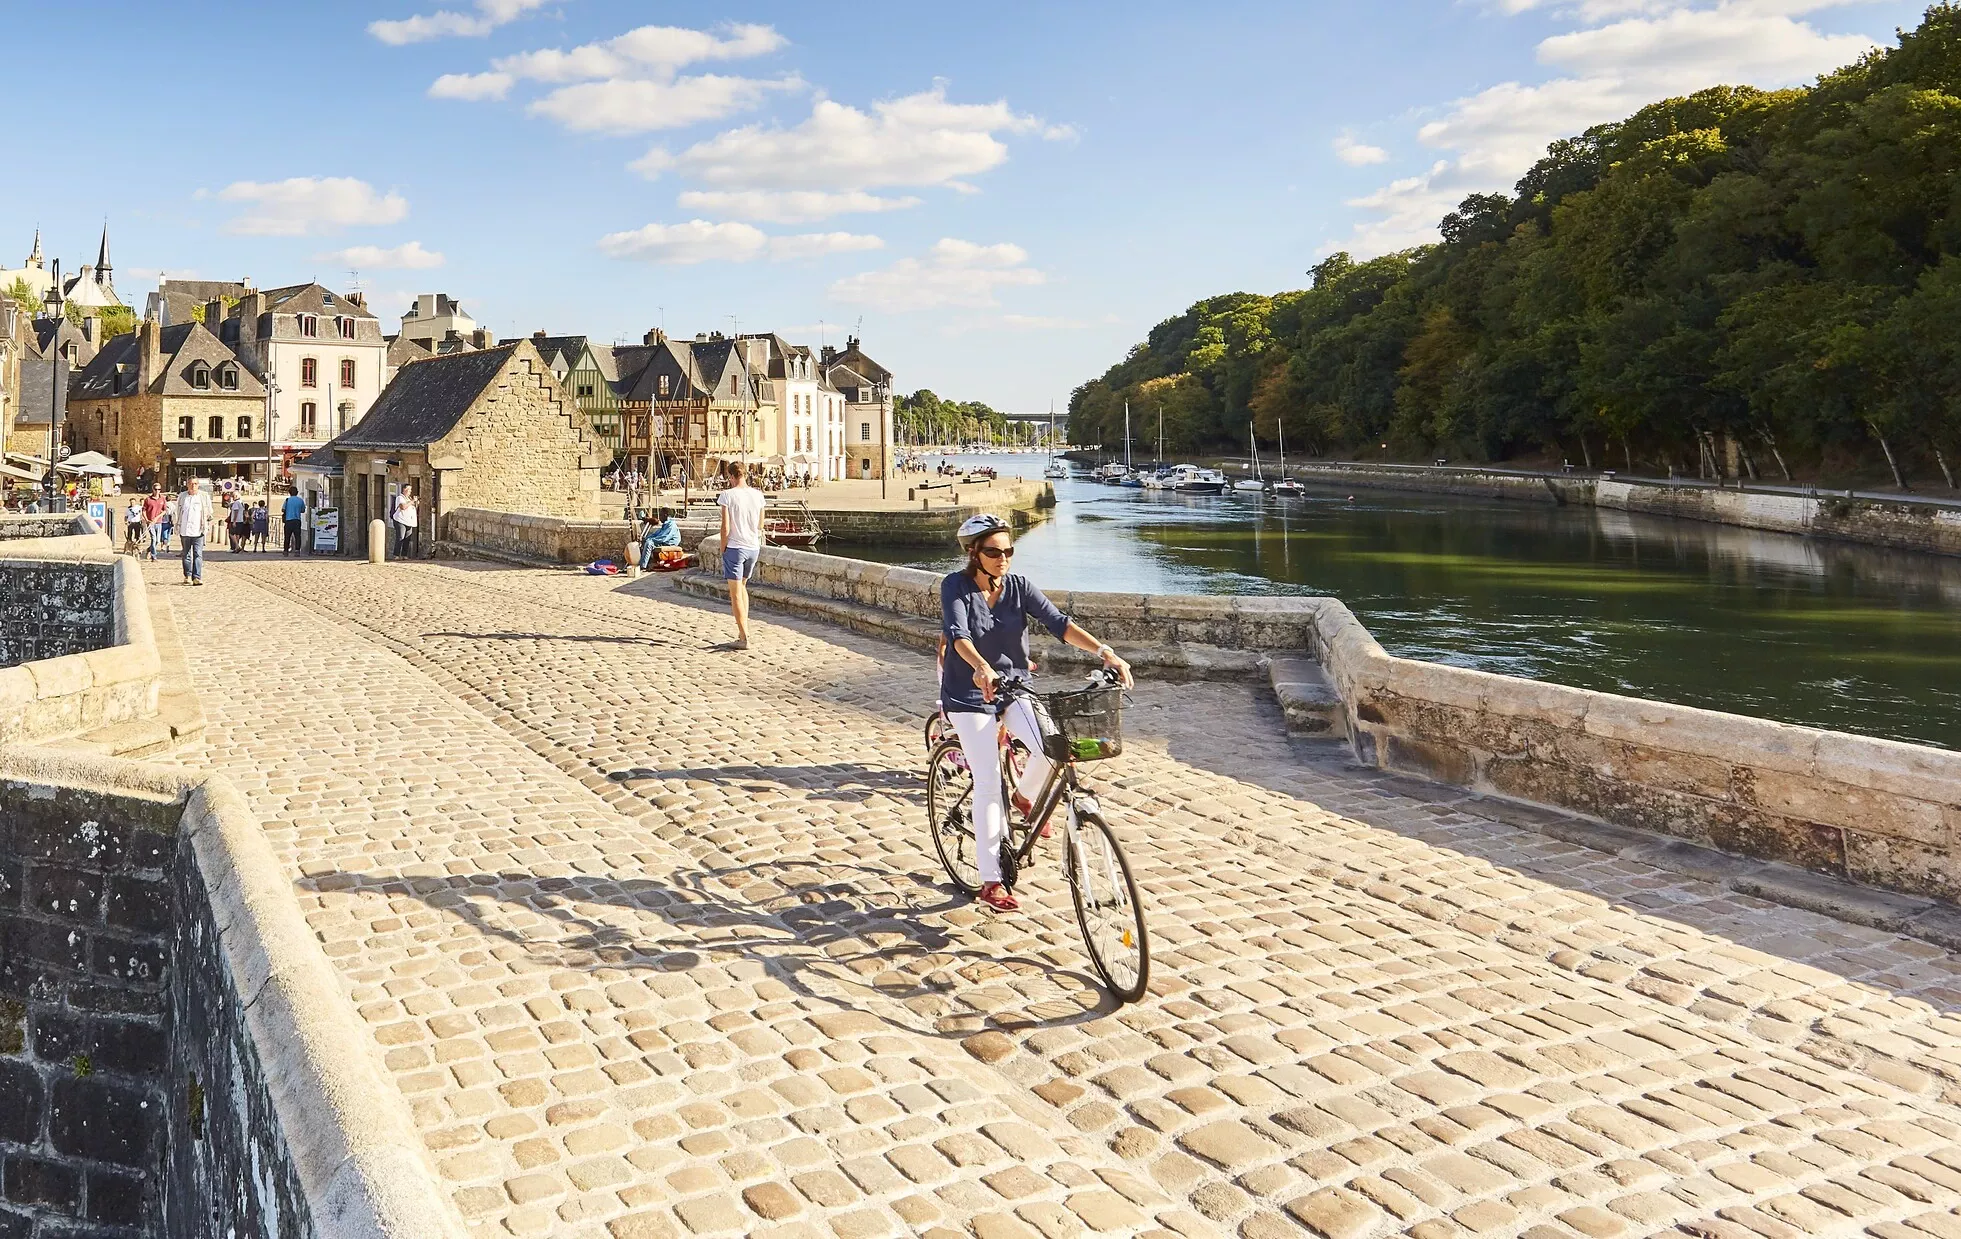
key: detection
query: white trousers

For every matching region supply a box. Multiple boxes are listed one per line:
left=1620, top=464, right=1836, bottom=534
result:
left=948, top=701, right=1054, bottom=884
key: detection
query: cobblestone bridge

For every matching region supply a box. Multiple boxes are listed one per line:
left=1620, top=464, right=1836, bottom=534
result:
left=163, top=554, right=1961, bottom=1239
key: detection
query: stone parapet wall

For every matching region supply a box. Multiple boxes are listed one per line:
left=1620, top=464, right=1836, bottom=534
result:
left=1298, top=597, right=1961, bottom=906
left=0, top=550, right=161, bottom=747
left=0, top=748, right=469, bottom=1239
left=442, top=507, right=632, bottom=566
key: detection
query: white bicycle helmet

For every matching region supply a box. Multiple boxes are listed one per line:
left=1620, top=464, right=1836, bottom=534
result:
left=957, top=513, right=1011, bottom=551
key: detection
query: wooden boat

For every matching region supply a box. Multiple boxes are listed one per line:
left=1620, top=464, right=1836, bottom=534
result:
left=764, top=500, right=824, bottom=548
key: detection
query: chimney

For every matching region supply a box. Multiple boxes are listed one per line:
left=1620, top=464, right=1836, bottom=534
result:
left=471, top=328, right=493, bottom=349
left=534, top=329, right=547, bottom=338
left=347, top=291, right=366, bottom=309
left=820, top=344, right=838, bottom=366
left=137, top=315, right=161, bottom=391
left=643, top=328, right=665, bottom=346
left=846, top=335, right=859, bottom=353
left=204, top=298, right=226, bottom=328
left=237, top=290, right=264, bottom=357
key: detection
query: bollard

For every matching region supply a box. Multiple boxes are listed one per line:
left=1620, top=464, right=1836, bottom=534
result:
left=907, top=488, right=915, bottom=501
left=625, top=538, right=642, bottom=579
left=369, top=519, right=386, bottom=564
left=922, top=497, right=929, bottom=510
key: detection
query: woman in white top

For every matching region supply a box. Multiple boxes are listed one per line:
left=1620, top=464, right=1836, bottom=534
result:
left=394, top=489, right=420, bottom=559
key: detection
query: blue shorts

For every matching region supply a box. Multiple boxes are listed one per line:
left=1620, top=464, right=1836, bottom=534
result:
left=722, top=546, right=759, bottom=581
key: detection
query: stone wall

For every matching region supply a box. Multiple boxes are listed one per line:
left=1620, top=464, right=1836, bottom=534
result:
left=0, top=749, right=469, bottom=1239
left=1297, top=596, right=1961, bottom=906
left=817, top=480, right=1054, bottom=548
left=0, top=770, right=177, bottom=1238
left=435, top=353, right=606, bottom=520
left=687, top=544, right=1961, bottom=908
left=442, top=508, right=633, bottom=565
left=0, top=551, right=161, bottom=747
left=1291, top=462, right=1961, bottom=557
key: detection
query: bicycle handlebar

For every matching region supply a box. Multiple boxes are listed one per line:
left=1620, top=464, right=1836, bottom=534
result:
left=991, top=666, right=1125, bottom=716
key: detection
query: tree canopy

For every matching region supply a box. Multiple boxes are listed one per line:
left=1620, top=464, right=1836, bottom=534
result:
left=1069, top=6, right=1961, bottom=485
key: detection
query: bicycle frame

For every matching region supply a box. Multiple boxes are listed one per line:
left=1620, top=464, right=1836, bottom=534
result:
left=992, top=682, right=1098, bottom=872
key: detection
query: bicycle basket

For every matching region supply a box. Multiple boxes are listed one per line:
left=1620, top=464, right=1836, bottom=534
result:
left=1041, top=685, right=1125, bottom=763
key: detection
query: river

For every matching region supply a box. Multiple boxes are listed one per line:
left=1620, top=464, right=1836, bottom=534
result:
left=848, top=454, right=1961, bottom=750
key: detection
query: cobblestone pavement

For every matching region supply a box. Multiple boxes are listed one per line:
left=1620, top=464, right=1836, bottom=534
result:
left=159, top=552, right=1961, bottom=1239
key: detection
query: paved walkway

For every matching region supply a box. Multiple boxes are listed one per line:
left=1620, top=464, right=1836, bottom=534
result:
left=157, top=552, right=1961, bottom=1239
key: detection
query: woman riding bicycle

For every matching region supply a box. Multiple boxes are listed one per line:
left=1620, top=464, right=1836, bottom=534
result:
left=940, top=513, right=1133, bottom=912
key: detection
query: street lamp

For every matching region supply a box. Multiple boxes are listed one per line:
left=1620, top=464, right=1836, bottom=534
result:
left=44, top=259, right=60, bottom=509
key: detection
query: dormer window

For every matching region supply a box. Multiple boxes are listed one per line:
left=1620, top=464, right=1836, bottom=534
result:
left=218, top=363, right=238, bottom=390
left=322, top=292, right=336, bottom=308
left=189, top=362, right=211, bottom=390
left=299, top=314, right=318, bottom=338
left=337, top=316, right=355, bottom=340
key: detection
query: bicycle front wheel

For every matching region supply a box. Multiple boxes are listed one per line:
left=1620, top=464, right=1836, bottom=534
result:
left=925, top=738, right=983, bottom=895
left=1066, top=809, right=1150, bottom=1003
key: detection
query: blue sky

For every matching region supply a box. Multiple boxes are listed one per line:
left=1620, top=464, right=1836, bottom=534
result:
left=3, top=0, right=1929, bottom=409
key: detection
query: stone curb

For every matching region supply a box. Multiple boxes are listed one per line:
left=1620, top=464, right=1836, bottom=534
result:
left=0, top=746, right=471, bottom=1239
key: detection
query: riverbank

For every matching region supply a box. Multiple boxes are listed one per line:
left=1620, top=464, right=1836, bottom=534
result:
left=1067, top=452, right=1961, bottom=558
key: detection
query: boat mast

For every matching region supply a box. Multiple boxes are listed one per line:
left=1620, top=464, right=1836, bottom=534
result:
left=1123, top=401, right=1131, bottom=470
left=1277, top=417, right=1286, bottom=479
left=1158, top=405, right=1164, bottom=464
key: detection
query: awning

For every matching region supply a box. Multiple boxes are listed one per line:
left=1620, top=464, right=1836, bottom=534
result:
left=0, top=462, right=42, bottom=481
left=168, top=442, right=273, bottom=464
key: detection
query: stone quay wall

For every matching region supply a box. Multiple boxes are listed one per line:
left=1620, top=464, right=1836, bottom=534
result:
left=441, top=508, right=632, bottom=566
left=689, top=544, right=1961, bottom=907
left=0, top=537, right=161, bottom=747
left=0, top=749, right=469, bottom=1239
left=1291, top=462, right=1961, bottom=557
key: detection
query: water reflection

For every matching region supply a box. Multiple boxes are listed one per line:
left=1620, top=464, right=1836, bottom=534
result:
left=852, top=458, right=1961, bottom=749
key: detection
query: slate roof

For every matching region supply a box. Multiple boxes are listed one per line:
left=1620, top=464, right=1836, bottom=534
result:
left=526, top=335, right=586, bottom=368
left=15, top=358, right=67, bottom=426
left=161, top=279, right=253, bottom=302
left=260, top=283, right=377, bottom=319
left=69, top=323, right=262, bottom=400
left=329, top=342, right=521, bottom=451
left=588, top=344, right=621, bottom=383
left=386, top=334, right=432, bottom=368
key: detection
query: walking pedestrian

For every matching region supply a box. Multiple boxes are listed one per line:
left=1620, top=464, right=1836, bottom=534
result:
left=393, top=486, right=420, bottom=559
left=281, top=490, right=305, bottom=554
left=251, top=501, right=269, bottom=553
left=176, top=477, right=214, bottom=585
left=716, top=460, right=766, bottom=650
left=141, top=485, right=168, bottom=561
left=123, top=498, right=143, bottom=554
left=226, top=492, right=246, bottom=552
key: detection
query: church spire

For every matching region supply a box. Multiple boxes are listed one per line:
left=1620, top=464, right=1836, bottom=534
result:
left=95, top=222, right=110, bottom=278
left=26, top=228, right=42, bottom=269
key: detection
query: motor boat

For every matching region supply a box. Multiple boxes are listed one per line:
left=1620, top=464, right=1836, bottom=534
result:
left=1269, top=477, right=1306, bottom=498
left=1167, top=465, right=1227, bottom=495
left=1139, top=468, right=1168, bottom=490
left=1093, top=463, right=1130, bottom=484
left=1232, top=473, right=1267, bottom=493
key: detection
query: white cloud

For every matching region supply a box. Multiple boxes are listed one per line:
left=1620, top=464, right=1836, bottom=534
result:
left=529, top=74, right=802, bottom=134
left=1333, top=136, right=1390, bottom=166
left=996, top=314, right=1091, bottom=330
left=316, top=241, right=446, bottom=270
left=492, top=22, right=785, bottom=81
left=1337, top=1, right=1884, bottom=254
left=369, top=0, right=553, bottom=45
left=641, top=85, right=1061, bottom=192
left=598, top=220, right=882, bottom=264
left=429, top=71, right=513, bottom=101
left=830, top=238, right=1044, bottom=312
left=211, top=177, right=408, bottom=237
left=674, top=189, right=923, bottom=223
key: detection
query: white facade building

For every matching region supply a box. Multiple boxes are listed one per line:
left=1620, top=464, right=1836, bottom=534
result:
left=222, top=283, right=387, bottom=455
left=397, top=293, right=477, bottom=351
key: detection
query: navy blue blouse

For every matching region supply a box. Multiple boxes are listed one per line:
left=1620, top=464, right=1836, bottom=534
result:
left=939, top=571, right=1071, bottom=713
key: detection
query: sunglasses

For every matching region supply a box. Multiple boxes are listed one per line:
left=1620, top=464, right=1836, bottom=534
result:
left=977, top=545, right=1015, bottom=559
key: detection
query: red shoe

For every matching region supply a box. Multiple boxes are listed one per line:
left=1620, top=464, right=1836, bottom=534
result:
left=977, top=882, right=1019, bottom=912
left=1011, top=792, right=1052, bottom=838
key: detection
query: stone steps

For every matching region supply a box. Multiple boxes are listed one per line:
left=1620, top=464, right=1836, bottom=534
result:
left=1266, top=654, right=1346, bottom=738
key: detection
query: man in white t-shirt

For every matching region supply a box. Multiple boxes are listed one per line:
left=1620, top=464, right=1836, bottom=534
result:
left=716, top=460, right=767, bottom=650
left=176, top=477, right=215, bottom=585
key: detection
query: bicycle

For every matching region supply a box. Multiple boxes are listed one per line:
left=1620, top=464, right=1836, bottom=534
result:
left=923, top=668, right=1151, bottom=1003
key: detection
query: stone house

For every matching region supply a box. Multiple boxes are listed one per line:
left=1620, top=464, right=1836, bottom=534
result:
left=822, top=336, right=894, bottom=480
left=146, top=276, right=253, bottom=328
left=325, top=339, right=607, bottom=556
left=65, top=318, right=267, bottom=487
left=529, top=334, right=625, bottom=458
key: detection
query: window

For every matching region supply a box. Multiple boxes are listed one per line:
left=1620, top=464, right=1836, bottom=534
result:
left=729, top=375, right=739, bottom=396
left=208, top=416, right=225, bottom=439
left=218, top=364, right=238, bottom=390
left=861, top=422, right=872, bottom=442
left=299, top=402, right=317, bottom=436
left=657, top=374, right=669, bottom=397
left=720, top=414, right=730, bottom=437
left=340, top=358, right=355, bottom=388
left=577, top=384, right=592, bottom=398
left=299, top=315, right=318, bottom=338
left=188, top=362, right=210, bottom=389
left=237, top=416, right=252, bottom=438
left=178, top=416, right=194, bottom=439
left=301, top=358, right=318, bottom=387
left=337, top=316, right=355, bottom=340
left=337, top=403, right=353, bottom=434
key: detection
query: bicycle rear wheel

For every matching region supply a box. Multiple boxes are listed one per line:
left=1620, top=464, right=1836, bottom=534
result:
left=925, top=738, right=982, bottom=894
left=1066, top=810, right=1150, bottom=1003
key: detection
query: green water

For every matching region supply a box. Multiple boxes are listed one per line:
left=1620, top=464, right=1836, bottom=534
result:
left=851, top=462, right=1961, bottom=750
